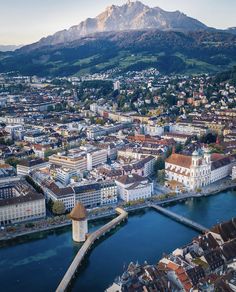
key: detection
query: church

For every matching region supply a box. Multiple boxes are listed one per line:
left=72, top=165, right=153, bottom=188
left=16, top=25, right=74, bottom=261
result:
left=165, top=147, right=236, bottom=191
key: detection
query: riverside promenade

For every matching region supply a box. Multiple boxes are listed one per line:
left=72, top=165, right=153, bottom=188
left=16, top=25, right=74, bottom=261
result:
left=1, top=179, right=235, bottom=242
left=56, top=207, right=128, bottom=292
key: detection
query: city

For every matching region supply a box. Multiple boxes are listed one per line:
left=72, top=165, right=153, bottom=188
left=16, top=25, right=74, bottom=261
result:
left=0, top=1, right=236, bottom=292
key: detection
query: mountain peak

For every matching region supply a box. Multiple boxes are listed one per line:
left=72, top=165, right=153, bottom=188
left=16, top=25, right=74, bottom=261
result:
left=21, top=1, right=208, bottom=51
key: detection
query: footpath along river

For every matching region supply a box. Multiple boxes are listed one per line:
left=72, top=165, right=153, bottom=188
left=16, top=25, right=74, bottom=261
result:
left=0, top=189, right=235, bottom=292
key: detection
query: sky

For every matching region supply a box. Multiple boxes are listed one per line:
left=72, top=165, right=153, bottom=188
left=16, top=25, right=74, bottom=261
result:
left=0, top=0, right=235, bottom=45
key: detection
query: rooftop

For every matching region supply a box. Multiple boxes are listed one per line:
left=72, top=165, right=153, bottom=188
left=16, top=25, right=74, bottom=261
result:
left=70, top=203, right=87, bottom=221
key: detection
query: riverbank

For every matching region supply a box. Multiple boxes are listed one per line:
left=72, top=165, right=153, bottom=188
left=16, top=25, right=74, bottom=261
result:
left=1, top=179, right=235, bottom=242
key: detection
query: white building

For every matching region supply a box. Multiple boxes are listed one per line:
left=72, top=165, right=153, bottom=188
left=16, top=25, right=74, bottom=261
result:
left=56, top=168, right=79, bottom=186
left=0, top=182, right=46, bottom=226
left=115, top=174, right=153, bottom=202
left=113, top=80, right=121, bottom=91
left=165, top=148, right=236, bottom=190
left=87, top=148, right=107, bottom=171
left=170, top=122, right=208, bottom=137
left=5, top=124, right=24, bottom=140
left=142, top=124, right=164, bottom=137
left=232, top=166, right=236, bottom=180
left=17, top=159, right=49, bottom=176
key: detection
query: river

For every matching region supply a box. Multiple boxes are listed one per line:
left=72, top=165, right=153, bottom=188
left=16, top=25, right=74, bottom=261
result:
left=0, top=189, right=235, bottom=292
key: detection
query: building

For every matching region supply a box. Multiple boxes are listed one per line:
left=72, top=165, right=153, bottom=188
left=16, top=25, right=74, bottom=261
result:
left=49, top=151, right=87, bottom=172
left=56, top=168, right=79, bottom=186
left=115, top=174, right=153, bottom=202
left=232, top=166, right=236, bottom=180
left=122, top=156, right=156, bottom=177
left=43, top=181, right=75, bottom=211
left=142, top=124, right=164, bottom=137
left=165, top=148, right=236, bottom=190
left=70, top=203, right=88, bottom=242
left=113, top=80, right=121, bottom=91
left=0, top=181, right=46, bottom=226
left=170, top=122, right=209, bottom=137
left=49, top=147, right=107, bottom=172
left=17, top=159, right=49, bottom=176
left=73, top=181, right=117, bottom=208
left=100, top=181, right=117, bottom=205
left=87, top=148, right=107, bottom=171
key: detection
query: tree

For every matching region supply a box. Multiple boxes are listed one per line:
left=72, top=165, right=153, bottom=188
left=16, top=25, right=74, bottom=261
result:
left=47, top=105, right=54, bottom=112
left=175, top=143, right=183, bottom=153
left=165, top=147, right=173, bottom=158
left=157, top=170, right=165, bottom=185
left=52, top=201, right=65, bottom=215
left=154, top=157, right=165, bottom=171
left=5, top=157, right=20, bottom=168
left=25, top=176, right=43, bottom=193
left=200, top=133, right=217, bottom=144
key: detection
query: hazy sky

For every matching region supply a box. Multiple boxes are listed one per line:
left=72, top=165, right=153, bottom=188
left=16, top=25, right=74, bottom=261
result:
left=1, top=0, right=235, bottom=45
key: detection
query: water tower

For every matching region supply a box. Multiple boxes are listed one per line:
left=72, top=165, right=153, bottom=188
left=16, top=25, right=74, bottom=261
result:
left=70, top=203, right=88, bottom=242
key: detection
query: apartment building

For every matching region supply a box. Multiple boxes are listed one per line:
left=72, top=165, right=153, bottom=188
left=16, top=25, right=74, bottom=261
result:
left=17, top=159, right=49, bottom=176
left=0, top=181, right=46, bottom=226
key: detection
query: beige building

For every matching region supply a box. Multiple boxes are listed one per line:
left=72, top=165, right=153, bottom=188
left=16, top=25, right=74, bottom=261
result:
left=49, top=152, right=87, bottom=172
left=0, top=182, right=46, bottom=226
left=49, top=147, right=107, bottom=172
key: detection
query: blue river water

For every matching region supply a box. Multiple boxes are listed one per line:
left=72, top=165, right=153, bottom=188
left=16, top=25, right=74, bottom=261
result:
left=0, top=189, right=235, bottom=292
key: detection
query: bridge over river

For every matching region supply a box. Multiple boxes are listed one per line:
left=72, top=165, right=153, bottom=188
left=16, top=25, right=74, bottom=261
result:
left=150, top=204, right=208, bottom=233
left=56, top=207, right=128, bottom=292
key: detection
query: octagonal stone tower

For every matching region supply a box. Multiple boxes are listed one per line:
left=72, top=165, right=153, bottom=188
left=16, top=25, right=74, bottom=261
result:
left=70, top=203, right=88, bottom=242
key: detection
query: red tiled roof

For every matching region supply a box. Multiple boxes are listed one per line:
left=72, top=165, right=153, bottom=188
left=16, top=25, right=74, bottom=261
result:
left=166, top=154, right=192, bottom=169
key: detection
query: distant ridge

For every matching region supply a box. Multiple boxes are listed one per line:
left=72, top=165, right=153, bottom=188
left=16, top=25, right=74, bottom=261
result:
left=0, top=45, right=23, bottom=52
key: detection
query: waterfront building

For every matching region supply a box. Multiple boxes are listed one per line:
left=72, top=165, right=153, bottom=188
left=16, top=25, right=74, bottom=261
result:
left=17, top=158, right=49, bottom=176
left=115, top=174, right=153, bottom=202
left=100, top=181, right=117, bottom=205
left=0, top=181, right=46, bottom=226
left=43, top=181, right=75, bottom=211
left=70, top=203, right=88, bottom=242
left=165, top=147, right=236, bottom=190
left=73, top=180, right=117, bottom=208
left=73, top=183, right=101, bottom=208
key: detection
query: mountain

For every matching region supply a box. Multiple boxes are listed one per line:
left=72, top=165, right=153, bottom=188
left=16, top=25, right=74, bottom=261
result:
left=226, top=27, right=236, bottom=35
left=21, top=1, right=208, bottom=52
left=0, top=45, right=23, bottom=52
left=1, top=30, right=236, bottom=77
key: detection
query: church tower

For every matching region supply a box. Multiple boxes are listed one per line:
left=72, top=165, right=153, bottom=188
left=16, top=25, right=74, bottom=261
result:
left=203, top=146, right=211, bottom=164
left=192, top=149, right=200, bottom=167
